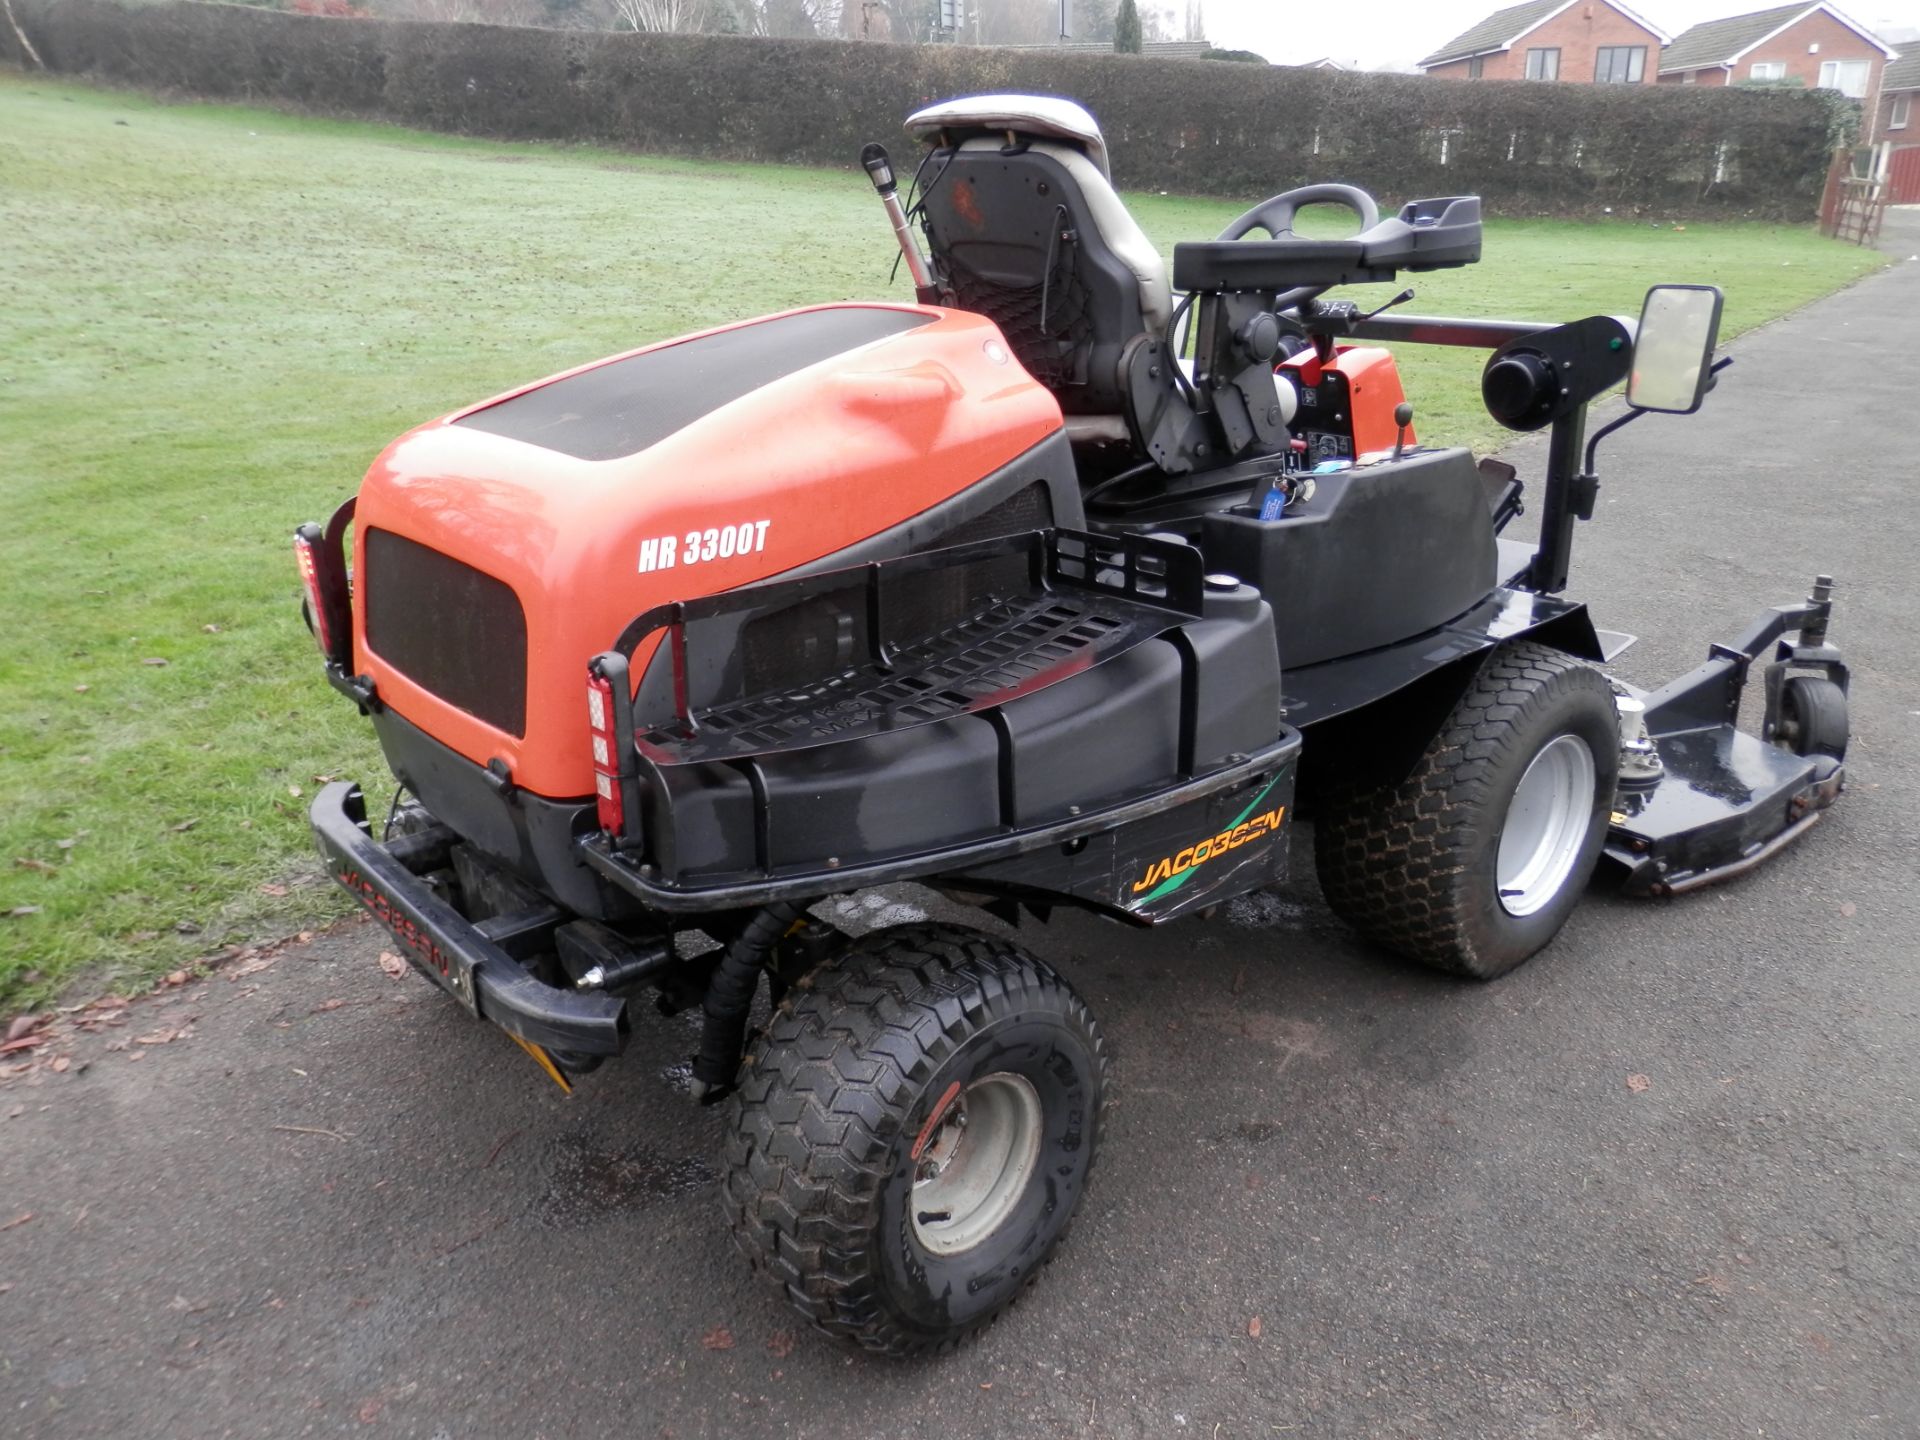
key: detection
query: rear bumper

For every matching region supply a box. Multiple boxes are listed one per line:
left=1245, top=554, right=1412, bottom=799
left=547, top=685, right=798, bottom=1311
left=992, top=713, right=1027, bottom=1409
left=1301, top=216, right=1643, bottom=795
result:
left=310, top=782, right=627, bottom=1056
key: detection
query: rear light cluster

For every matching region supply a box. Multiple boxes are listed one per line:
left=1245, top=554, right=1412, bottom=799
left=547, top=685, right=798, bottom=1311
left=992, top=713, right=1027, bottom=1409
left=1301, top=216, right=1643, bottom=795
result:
left=586, top=666, right=624, bottom=835
left=293, top=520, right=352, bottom=669
left=294, top=532, right=331, bottom=659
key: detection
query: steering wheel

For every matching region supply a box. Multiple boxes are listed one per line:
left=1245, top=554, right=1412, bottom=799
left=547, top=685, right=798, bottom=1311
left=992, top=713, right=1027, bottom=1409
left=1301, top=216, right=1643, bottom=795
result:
left=1215, top=183, right=1381, bottom=242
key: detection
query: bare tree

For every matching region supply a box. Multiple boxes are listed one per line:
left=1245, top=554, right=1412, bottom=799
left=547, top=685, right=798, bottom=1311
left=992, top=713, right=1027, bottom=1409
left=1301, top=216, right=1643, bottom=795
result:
left=3, top=0, right=45, bottom=69
left=610, top=0, right=722, bottom=30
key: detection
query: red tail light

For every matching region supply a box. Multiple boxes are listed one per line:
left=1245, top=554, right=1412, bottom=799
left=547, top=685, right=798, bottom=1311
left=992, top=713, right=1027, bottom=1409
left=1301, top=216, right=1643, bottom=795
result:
left=294, top=533, right=333, bottom=660
left=586, top=667, right=624, bottom=835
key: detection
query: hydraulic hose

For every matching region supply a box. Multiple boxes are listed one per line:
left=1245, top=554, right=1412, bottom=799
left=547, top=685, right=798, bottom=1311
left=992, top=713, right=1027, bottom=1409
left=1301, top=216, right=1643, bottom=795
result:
left=690, top=901, right=808, bottom=1103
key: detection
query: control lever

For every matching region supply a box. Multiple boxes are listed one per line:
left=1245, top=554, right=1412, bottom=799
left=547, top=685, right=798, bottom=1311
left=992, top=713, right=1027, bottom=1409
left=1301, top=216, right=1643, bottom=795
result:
left=860, top=142, right=938, bottom=302
left=1392, top=402, right=1414, bottom=460
left=1361, top=287, right=1416, bottom=325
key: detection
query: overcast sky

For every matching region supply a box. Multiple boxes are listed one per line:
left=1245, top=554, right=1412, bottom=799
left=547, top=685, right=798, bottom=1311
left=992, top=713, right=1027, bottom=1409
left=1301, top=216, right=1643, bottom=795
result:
left=1201, top=0, right=1919, bottom=70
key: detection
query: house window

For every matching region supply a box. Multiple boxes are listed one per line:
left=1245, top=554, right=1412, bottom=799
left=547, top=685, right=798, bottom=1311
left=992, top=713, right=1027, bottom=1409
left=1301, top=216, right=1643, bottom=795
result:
left=1817, top=59, right=1870, bottom=97
left=1468, top=54, right=1484, bottom=79
left=1525, top=47, right=1560, bottom=80
left=1893, top=93, right=1912, bottom=130
left=1594, top=46, right=1646, bottom=83
left=1749, top=61, right=1786, bottom=80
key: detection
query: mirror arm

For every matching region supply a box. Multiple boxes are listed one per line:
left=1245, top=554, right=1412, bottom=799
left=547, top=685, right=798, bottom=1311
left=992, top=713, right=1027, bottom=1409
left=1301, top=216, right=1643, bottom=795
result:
left=1582, top=355, right=1734, bottom=476
left=1582, top=406, right=1644, bottom=477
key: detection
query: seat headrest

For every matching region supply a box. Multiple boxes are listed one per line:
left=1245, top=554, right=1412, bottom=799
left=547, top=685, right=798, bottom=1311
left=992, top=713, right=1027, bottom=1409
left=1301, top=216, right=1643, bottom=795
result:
left=905, top=94, right=1112, bottom=180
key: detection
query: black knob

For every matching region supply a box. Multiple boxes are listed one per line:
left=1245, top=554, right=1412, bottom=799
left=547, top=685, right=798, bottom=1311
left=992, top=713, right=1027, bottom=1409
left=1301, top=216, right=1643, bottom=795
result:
left=1393, top=402, right=1414, bottom=429
left=1483, top=351, right=1556, bottom=427
left=1236, top=312, right=1282, bottom=364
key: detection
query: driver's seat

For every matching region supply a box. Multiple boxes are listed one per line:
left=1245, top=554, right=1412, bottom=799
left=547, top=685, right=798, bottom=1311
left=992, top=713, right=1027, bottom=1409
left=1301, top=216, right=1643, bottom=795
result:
left=906, top=96, right=1172, bottom=417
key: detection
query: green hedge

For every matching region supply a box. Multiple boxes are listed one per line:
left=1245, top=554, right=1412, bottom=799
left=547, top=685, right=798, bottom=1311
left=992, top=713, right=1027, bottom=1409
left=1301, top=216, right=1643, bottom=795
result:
left=2, top=0, right=1837, bottom=219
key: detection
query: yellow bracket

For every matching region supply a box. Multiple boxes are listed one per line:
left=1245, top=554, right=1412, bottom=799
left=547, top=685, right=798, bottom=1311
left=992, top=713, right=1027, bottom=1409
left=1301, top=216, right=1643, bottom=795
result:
left=508, top=1031, right=573, bottom=1094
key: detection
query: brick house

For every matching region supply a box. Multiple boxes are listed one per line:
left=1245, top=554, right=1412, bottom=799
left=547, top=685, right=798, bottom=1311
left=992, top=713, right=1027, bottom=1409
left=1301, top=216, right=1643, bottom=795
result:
left=1656, top=3, right=1895, bottom=98
left=1419, top=0, right=1670, bottom=84
left=1874, top=50, right=1920, bottom=202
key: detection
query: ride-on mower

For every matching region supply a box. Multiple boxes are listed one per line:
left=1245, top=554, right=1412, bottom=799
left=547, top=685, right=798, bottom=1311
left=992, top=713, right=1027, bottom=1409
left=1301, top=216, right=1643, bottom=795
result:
left=293, top=96, right=1851, bottom=1353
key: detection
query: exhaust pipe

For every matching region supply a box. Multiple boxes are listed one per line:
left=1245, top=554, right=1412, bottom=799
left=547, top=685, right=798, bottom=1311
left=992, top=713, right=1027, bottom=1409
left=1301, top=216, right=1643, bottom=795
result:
left=861, top=142, right=938, bottom=302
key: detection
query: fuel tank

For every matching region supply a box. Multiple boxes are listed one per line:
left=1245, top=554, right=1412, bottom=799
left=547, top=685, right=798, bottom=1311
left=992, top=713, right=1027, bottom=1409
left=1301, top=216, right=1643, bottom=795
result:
left=349, top=303, right=1077, bottom=799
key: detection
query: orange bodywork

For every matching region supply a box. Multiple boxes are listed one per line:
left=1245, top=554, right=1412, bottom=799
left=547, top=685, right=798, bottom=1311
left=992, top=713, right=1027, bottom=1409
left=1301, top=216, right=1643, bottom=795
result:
left=1280, top=345, right=1412, bottom=455
left=351, top=304, right=1063, bottom=799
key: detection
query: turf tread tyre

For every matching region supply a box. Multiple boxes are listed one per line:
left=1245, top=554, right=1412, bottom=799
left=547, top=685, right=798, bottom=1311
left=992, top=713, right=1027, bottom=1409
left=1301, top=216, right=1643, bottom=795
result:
left=1314, top=641, right=1618, bottom=979
left=1775, top=675, right=1849, bottom=760
left=722, top=924, right=1106, bottom=1356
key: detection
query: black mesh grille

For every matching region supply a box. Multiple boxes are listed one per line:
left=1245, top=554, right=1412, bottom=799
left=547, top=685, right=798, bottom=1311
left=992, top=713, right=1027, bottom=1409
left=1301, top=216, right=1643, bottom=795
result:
left=363, top=529, right=528, bottom=738
left=932, top=480, right=1054, bottom=549
left=733, top=485, right=1052, bottom=700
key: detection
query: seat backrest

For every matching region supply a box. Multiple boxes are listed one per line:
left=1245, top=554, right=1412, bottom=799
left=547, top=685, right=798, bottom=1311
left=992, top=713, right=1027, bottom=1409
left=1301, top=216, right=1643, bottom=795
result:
left=907, top=97, right=1172, bottom=415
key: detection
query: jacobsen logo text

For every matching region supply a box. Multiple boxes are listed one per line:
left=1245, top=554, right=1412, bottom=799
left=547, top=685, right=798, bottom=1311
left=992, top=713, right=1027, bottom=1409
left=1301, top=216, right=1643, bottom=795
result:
left=1131, top=805, right=1287, bottom=895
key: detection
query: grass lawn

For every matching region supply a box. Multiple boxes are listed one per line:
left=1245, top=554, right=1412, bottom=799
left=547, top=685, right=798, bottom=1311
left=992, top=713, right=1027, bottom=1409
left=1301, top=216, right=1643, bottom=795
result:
left=0, top=73, right=1886, bottom=1014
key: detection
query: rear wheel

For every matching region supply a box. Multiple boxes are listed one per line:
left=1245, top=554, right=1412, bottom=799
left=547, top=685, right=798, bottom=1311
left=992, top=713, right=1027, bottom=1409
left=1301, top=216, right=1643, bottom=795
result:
left=1314, top=641, right=1620, bottom=979
left=722, top=924, right=1106, bottom=1355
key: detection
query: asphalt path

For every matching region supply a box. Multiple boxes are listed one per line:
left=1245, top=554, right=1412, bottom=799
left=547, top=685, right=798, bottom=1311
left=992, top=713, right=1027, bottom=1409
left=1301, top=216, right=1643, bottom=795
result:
left=4, top=254, right=1918, bottom=1439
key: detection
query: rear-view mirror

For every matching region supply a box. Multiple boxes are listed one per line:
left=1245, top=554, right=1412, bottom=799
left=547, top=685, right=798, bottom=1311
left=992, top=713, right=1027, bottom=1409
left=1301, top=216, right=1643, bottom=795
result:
left=1627, top=284, right=1723, bottom=414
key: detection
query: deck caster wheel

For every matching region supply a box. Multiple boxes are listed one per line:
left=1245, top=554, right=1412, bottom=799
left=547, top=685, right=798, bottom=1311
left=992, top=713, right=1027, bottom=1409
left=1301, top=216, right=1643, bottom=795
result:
left=722, top=924, right=1106, bottom=1355
left=1772, top=676, right=1849, bottom=760
left=1314, top=640, right=1620, bottom=979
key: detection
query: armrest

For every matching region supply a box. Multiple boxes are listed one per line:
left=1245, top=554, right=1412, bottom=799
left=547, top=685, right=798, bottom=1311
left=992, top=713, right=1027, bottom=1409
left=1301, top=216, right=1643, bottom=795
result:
left=1172, top=238, right=1392, bottom=294
left=1172, top=196, right=1484, bottom=295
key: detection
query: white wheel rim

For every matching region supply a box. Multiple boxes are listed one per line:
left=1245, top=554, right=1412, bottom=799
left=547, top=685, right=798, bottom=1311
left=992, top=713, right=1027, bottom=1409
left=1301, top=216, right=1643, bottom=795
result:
left=910, top=1072, right=1043, bottom=1256
left=1496, top=734, right=1597, bottom=918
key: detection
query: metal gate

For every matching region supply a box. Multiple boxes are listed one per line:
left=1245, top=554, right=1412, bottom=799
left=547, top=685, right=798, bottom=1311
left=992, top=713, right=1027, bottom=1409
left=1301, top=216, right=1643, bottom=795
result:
left=1820, top=152, right=1887, bottom=246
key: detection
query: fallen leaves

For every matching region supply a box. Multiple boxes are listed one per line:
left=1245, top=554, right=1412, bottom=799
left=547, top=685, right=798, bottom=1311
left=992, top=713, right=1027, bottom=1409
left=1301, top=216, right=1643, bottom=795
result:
left=0, top=1213, right=34, bottom=1231
left=134, top=1029, right=181, bottom=1047
left=140, top=657, right=170, bottom=667
left=311, top=998, right=346, bottom=1014
left=170, top=819, right=199, bottom=833
left=377, top=951, right=408, bottom=980
left=13, top=857, right=57, bottom=876
left=700, top=1325, right=736, bottom=1351
left=259, top=882, right=289, bottom=897
left=1839, top=901, right=1857, bottom=918
left=1, top=1016, right=49, bottom=1056
left=1247, top=1316, right=1263, bottom=1338
left=766, top=1330, right=795, bottom=1359
left=5, top=906, right=41, bottom=919
left=1626, top=1073, right=1652, bottom=1094
left=5, top=1015, right=44, bottom=1045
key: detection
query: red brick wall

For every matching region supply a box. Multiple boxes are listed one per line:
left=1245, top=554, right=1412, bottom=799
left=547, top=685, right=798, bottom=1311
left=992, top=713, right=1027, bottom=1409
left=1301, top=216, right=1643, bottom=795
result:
left=1659, top=10, right=1886, bottom=95
left=1425, top=1, right=1662, bottom=83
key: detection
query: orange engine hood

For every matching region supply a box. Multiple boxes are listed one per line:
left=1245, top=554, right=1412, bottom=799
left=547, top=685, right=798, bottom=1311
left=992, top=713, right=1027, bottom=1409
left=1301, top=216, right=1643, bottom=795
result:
left=350, top=303, right=1063, bottom=798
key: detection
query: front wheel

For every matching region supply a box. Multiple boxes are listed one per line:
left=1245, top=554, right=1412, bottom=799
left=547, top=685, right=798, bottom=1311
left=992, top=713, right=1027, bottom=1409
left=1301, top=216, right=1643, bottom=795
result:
left=722, top=925, right=1106, bottom=1355
left=1315, top=641, right=1621, bottom=979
